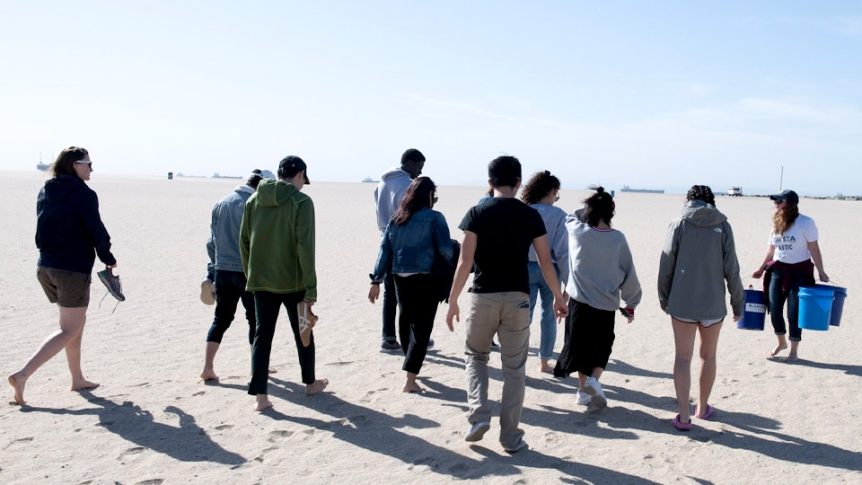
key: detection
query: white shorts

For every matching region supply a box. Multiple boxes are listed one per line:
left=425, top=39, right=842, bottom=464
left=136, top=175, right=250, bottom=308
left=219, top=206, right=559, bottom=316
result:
left=672, top=315, right=724, bottom=328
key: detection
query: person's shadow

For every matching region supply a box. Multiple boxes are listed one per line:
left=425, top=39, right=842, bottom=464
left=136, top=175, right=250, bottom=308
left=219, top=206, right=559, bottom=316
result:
left=22, top=390, right=245, bottom=466
left=261, top=376, right=666, bottom=482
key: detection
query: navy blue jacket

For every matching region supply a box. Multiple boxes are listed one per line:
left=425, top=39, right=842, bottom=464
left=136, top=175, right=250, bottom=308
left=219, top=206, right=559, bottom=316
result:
left=36, top=175, right=116, bottom=274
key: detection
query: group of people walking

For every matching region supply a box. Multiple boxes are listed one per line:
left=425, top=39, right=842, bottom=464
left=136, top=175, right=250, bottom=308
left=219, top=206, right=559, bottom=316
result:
left=9, top=146, right=830, bottom=452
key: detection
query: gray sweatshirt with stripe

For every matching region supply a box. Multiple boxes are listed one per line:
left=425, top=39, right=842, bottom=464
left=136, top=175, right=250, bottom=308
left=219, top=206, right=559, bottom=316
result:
left=564, top=210, right=642, bottom=311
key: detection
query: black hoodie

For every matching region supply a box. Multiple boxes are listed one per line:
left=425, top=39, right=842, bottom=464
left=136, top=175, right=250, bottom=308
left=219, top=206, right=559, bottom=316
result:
left=36, top=174, right=116, bottom=274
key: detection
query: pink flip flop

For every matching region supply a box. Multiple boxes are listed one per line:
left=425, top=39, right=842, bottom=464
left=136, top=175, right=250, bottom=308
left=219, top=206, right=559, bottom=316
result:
left=696, top=405, right=715, bottom=420
left=672, top=414, right=692, bottom=431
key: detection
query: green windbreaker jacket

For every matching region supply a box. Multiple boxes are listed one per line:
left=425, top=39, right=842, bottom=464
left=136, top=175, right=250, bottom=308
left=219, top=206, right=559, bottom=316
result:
left=240, top=179, right=317, bottom=301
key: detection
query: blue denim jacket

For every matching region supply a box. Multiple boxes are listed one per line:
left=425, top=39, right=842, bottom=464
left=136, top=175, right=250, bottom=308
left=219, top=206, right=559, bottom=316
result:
left=371, top=207, right=454, bottom=279
left=207, top=186, right=254, bottom=276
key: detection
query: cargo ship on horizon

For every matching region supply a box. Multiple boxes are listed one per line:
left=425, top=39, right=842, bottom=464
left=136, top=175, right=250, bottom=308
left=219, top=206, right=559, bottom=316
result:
left=619, top=185, right=664, bottom=194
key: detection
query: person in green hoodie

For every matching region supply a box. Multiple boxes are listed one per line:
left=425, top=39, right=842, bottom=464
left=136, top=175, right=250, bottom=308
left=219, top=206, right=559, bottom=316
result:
left=240, top=155, right=328, bottom=412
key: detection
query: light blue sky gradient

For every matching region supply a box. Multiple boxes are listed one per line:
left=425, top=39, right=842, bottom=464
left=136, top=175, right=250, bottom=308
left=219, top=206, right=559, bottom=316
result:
left=2, top=1, right=859, bottom=195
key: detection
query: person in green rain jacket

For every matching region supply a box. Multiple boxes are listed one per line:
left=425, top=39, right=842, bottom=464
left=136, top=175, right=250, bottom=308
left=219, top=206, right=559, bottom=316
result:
left=240, top=155, right=327, bottom=412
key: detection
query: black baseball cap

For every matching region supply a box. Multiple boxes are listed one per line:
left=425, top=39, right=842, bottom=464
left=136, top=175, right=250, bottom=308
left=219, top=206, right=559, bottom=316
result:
left=769, top=189, right=798, bottom=204
left=278, top=155, right=310, bottom=184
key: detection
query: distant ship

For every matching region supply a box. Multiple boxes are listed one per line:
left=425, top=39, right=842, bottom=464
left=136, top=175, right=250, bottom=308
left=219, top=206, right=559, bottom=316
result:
left=362, top=177, right=378, bottom=183
left=620, top=185, right=664, bottom=194
left=37, top=153, right=50, bottom=171
left=213, top=173, right=242, bottom=179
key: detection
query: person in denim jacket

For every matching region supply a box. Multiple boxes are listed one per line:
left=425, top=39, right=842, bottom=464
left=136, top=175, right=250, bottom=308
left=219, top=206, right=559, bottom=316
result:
left=199, top=169, right=273, bottom=382
left=368, top=177, right=453, bottom=393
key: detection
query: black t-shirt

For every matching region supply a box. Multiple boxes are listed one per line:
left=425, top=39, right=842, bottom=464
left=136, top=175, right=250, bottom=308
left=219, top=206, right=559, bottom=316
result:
left=459, top=197, right=547, bottom=294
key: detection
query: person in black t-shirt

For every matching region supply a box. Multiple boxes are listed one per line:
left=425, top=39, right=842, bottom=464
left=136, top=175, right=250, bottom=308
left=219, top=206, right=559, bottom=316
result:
left=445, top=156, right=568, bottom=453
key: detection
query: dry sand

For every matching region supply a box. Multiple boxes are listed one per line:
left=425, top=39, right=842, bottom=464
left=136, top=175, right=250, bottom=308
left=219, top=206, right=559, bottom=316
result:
left=1, top=170, right=860, bottom=484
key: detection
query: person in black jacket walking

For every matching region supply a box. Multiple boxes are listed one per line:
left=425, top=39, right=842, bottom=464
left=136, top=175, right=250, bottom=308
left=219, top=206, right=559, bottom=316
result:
left=8, top=146, right=117, bottom=405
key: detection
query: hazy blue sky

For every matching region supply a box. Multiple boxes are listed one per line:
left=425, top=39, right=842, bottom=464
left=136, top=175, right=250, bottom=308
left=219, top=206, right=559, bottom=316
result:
left=2, top=1, right=859, bottom=195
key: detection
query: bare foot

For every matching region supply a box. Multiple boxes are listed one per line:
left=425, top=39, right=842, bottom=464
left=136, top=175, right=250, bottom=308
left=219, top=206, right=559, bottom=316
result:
left=784, top=354, right=799, bottom=363
left=539, top=361, right=554, bottom=374
left=254, top=396, right=273, bottom=412
left=71, top=379, right=99, bottom=392
left=403, top=381, right=424, bottom=393
left=200, top=369, right=219, bottom=381
left=769, top=342, right=787, bottom=357
left=305, top=378, right=329, bottom=396
left=8, top=373, right=26, bottom=405
left=268, top=367, right=277, bottom=374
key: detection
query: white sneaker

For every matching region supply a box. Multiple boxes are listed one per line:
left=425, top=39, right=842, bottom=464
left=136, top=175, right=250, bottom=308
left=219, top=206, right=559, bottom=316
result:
left=465, top=421, right=490, bottom=442
left=576, top=390, right=591, bottom=406
left=583, top=377, right=607, bottom=410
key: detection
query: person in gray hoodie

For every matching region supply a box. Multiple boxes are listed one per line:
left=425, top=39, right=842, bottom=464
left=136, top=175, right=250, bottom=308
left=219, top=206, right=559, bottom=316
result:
left=658, top=185, right=744, bottom=431
left=553, top=187, right=641, bottom=411
left=373, top=149, right=429, bottom=352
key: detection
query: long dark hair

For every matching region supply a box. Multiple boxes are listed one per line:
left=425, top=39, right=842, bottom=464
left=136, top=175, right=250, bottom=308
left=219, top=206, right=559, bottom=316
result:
left=774, top=200, right=800, bottom=235
left=686, top=185, right=716, bottom=206
left=580, top=185, right=615, bottom=227
left=51, top=146, right=89, bottom=178
left=520, top=170, right=561, bottom=204
left=391, top=177, right=436, bottom=226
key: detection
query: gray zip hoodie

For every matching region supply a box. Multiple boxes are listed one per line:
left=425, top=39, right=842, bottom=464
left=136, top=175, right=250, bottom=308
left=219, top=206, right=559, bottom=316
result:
left=374, top=167, right=413, bottom=233
left=658, top=200, right=745, bottom=320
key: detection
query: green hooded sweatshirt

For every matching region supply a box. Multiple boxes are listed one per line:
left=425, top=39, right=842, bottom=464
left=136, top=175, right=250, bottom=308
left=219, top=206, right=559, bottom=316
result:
left=240, top=179, right=317, bottom=301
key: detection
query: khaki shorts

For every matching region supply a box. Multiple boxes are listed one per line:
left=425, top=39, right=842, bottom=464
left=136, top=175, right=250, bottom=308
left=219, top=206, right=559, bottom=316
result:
left=37, top=266, right=91, bottom=308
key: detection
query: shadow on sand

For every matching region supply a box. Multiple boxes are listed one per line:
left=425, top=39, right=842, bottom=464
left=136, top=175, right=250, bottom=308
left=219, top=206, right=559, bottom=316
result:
left=22, top=390, right=245, bottom=466
left=259, top=376, right=662, bottom=483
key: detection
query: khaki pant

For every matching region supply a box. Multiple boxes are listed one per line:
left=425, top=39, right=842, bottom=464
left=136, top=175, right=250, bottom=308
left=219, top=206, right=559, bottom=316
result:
left=464, top=291, right=531, bottom=449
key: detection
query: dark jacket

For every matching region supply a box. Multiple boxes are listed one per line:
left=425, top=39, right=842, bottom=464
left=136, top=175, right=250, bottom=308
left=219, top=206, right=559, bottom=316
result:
left=36, top=174, right=116, bottom=274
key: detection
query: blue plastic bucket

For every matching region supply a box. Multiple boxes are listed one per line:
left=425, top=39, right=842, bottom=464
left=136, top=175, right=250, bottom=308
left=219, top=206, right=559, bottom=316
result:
left=737, top=289, right=766, bottom=330
left=814, top=285, right=847, bottom=327
left=798, top=287, right=833, bottom=331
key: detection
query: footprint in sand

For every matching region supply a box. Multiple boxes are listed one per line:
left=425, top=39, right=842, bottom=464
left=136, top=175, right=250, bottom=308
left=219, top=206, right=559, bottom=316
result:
left=193, top=391, right=206, bottom=397
left=134, top=480, right=163, bottom=485
left=119, top=447, right=146, bottom=460
left=268, top=430, right=293, bottom=442
left=214, top=424, right=234, bottom=431
left=3, top=437, right=34, bottom=450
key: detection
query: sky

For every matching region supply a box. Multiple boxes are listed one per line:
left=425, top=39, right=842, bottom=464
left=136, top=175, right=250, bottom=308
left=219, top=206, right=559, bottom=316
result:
left=1, top=1, right=860, bottom=195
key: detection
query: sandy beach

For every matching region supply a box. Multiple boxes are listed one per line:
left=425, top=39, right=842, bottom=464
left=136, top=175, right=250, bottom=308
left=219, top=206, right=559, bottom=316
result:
left=1, top=170, right=860, bottom=484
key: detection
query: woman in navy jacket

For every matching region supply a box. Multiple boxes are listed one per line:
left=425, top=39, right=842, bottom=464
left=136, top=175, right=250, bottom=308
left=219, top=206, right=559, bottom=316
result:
left=8, top=146, right=117, bottom=405
left=368, top=177, right=454, bottom=393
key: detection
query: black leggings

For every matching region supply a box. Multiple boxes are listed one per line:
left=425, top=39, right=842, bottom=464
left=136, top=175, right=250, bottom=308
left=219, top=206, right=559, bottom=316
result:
left=206, top=270, right=256, bottom=345
left=394, top=274, right=440, bottom=375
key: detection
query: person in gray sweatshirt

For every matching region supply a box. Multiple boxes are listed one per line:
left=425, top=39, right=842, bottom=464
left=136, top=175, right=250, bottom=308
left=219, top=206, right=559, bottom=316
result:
left=657, top=185, right=744, bottom=431
left=553, top=187, right=642, bottom=411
